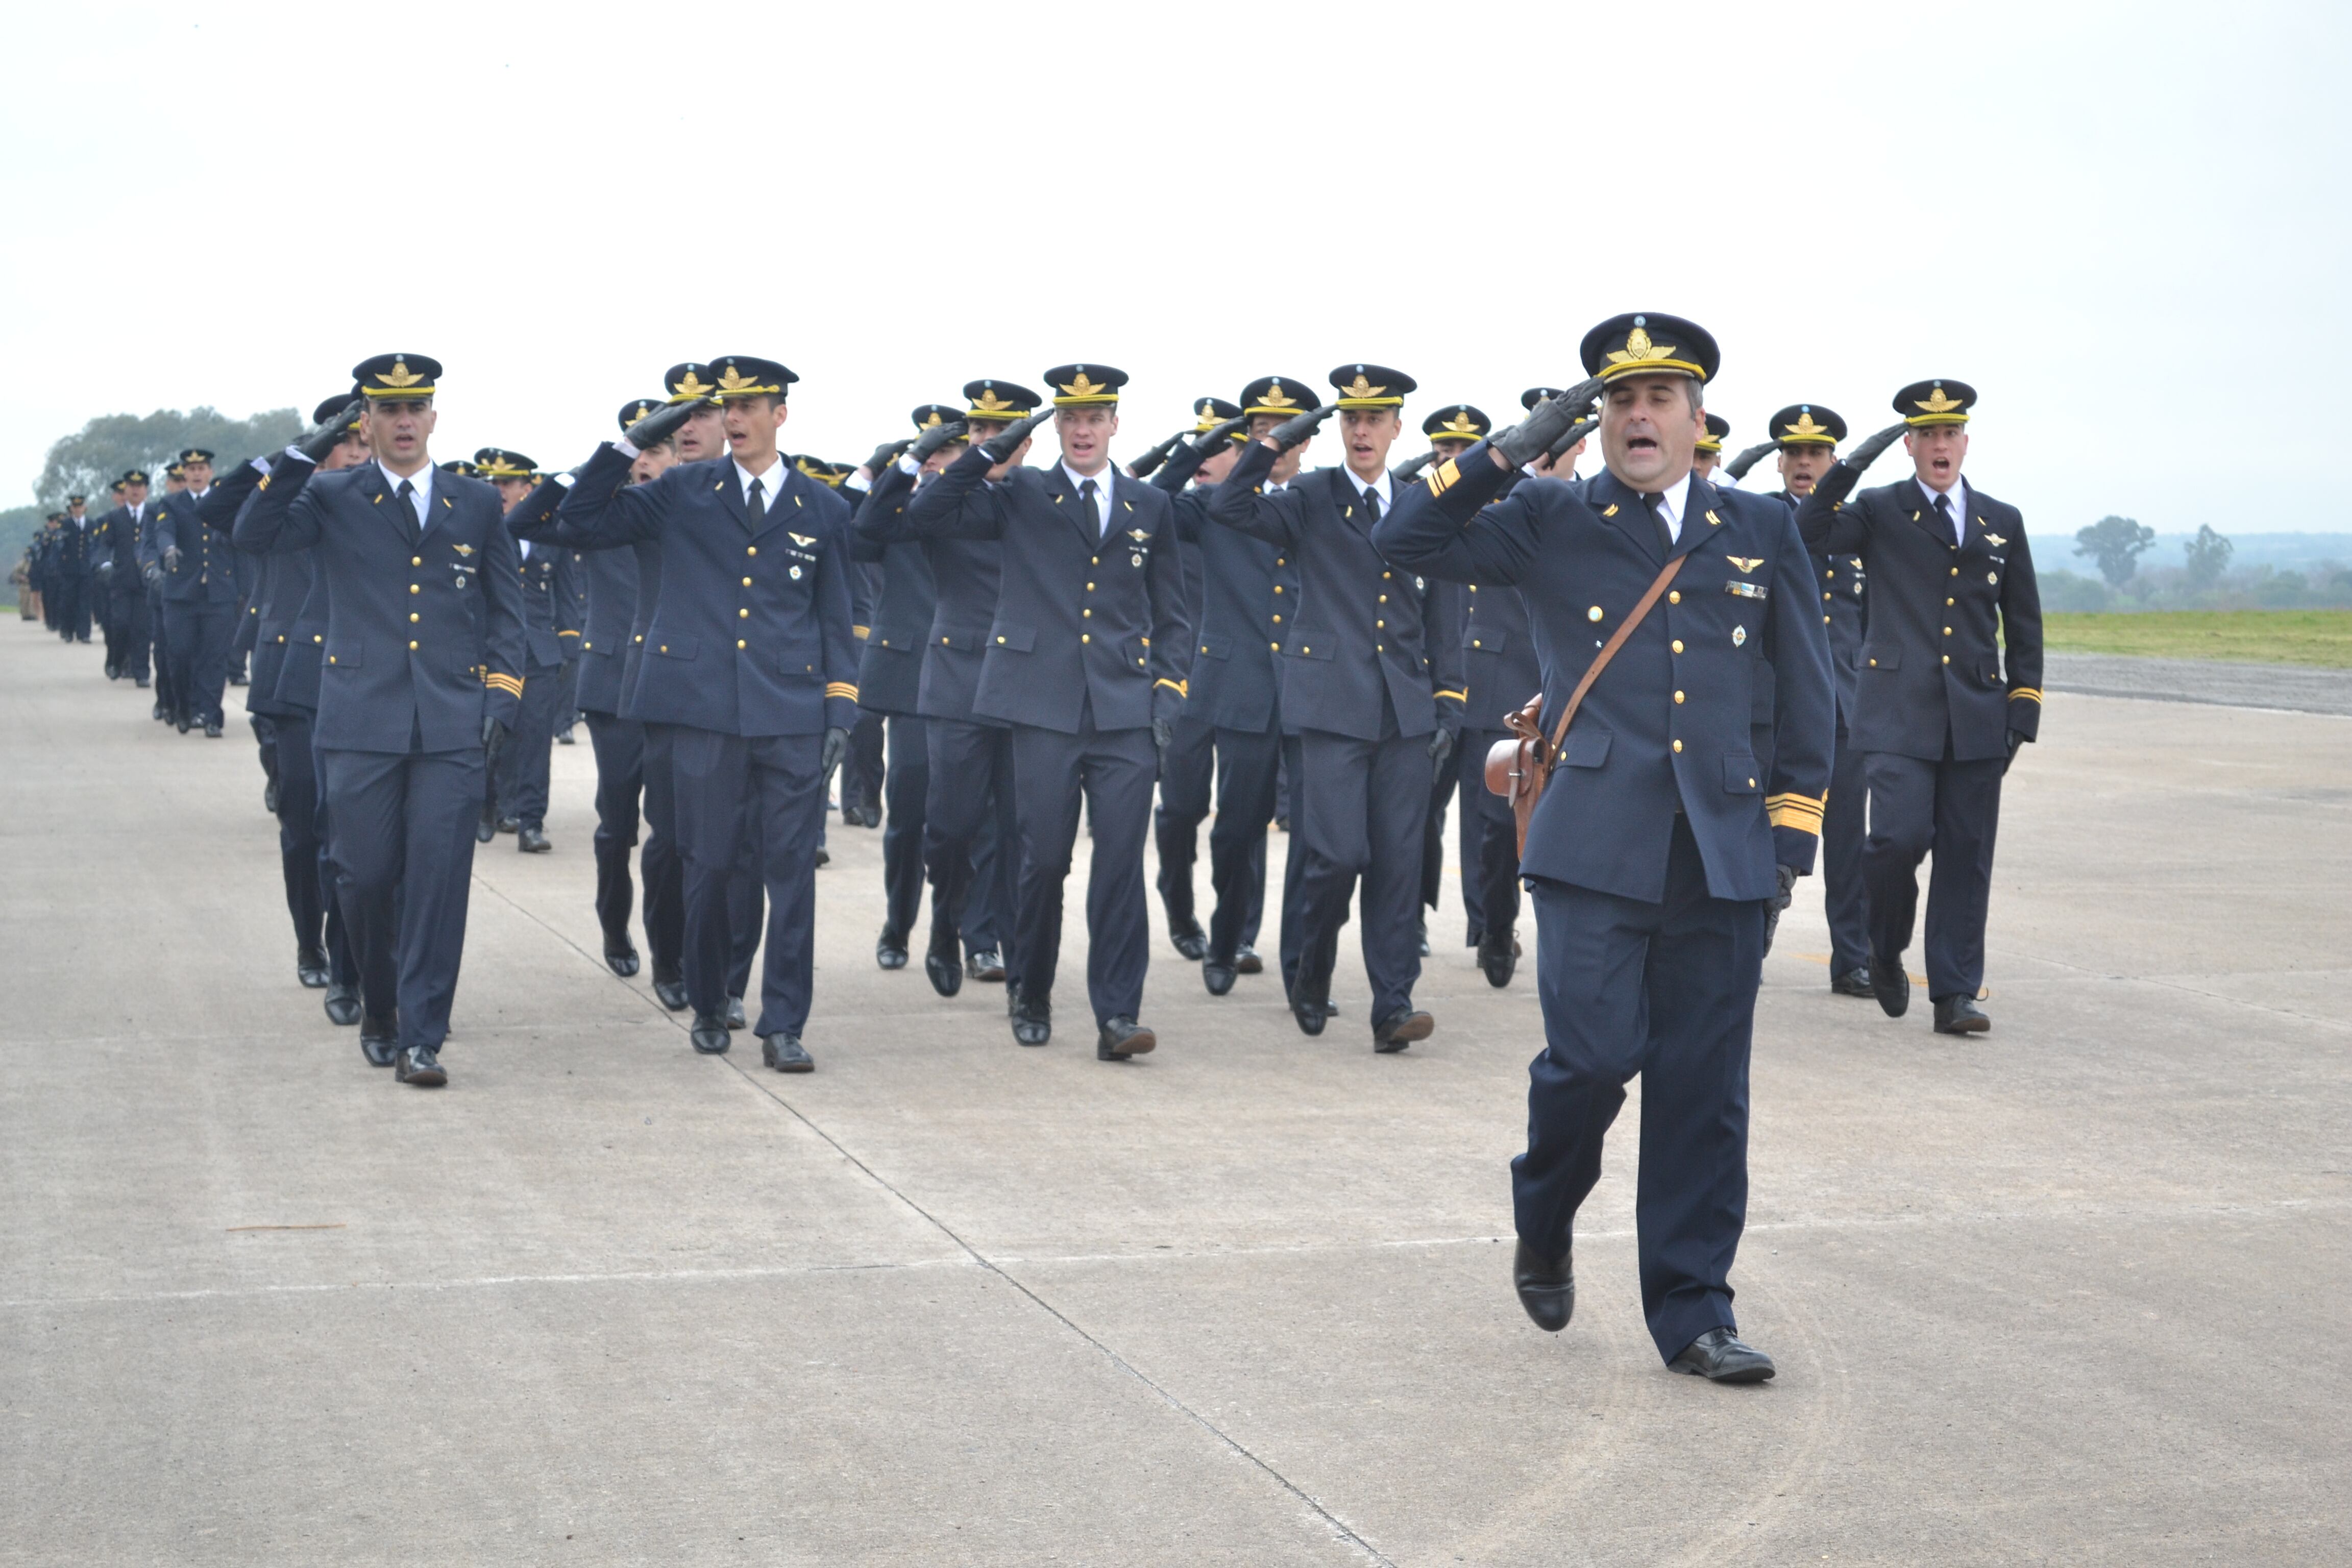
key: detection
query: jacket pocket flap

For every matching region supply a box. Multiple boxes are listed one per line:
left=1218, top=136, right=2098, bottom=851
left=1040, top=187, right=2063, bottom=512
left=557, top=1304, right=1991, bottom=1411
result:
left=1722, top=755, right=1762, bottom=793
left=1558, top=728, right=1610, bottom=768
left=1284, top=636, right=1335, bottom=661
left=651, top=636, right=699, bottom=660
left=1198, top=636, right=1231, bottom=660
left=1465, top=625, right=1508, bottom=652
left=323, top=640, right=361, bottom=668
left=1865, top=647, right=1902, bottom=671
left=990, top=623, right=1036, bottom=653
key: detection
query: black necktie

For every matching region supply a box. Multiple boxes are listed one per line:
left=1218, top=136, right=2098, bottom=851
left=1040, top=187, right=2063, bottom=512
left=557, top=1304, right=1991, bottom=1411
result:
left=1934, top=491, right=1956, bottom=544
left=1080, top=478, right=1099, bottom=536
left=746, top=476, right=766, bottom=531
left=1361, top=485, right=1381, bottom=525
left=1642, top=491, right=1672, bottom=555
left=396, top=480, right=421, bottom=544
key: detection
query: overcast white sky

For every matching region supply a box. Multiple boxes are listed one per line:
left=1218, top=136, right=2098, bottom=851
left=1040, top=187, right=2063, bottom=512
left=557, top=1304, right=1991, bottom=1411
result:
left=4, top=1, right=2346, bottom=540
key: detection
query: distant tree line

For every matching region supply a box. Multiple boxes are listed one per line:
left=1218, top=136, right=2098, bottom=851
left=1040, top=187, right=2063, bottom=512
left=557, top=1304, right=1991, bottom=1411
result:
left=7, top=406, right=302, bottom=564
left=2052, top=515, right=2350, bottom=611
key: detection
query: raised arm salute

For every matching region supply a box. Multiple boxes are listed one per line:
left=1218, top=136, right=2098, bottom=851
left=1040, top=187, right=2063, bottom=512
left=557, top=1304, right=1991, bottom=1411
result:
left=234, top=355, right=527, bottom=1087
left=1375, top=312, right=1833, bottom=1383
left=1793, top=381, right=2042, bottom=1034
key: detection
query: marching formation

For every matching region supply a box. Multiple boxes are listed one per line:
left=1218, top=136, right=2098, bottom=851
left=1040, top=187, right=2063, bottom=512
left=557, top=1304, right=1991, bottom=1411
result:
left=24, top=311, right=2044, bottom=1382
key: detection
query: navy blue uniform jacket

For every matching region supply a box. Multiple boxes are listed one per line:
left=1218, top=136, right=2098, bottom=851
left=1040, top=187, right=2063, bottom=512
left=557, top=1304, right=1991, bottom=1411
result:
left=849, top=465, right=935, bottom=719
left=152, top=486, right=242, bottom=604
left=1796, top=478, right=2041, bottom=762
left=235, top=455, right=528, bottom=752
left=1163, top=471, right=1294, bottom=734
left=1207, top=443, right=1462, bottom=743
left=555, top=445, right=859, bottom=738
left=1375, top=450, right=1834, bottom=904
left=903, top=445, right=1190, bottom=734
left=855, top=462, right=1004, bottom=726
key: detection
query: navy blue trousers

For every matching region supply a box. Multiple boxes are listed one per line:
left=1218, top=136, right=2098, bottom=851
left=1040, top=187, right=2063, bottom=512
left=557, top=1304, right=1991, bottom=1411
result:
left=842, top=708, right=886, bottom=819
left=879, top=714, right=931, bottom=939
left=494, top=665, right=563, bottom=829
left=1008, top=709, right=1156, bottom=1026
left=1823, top=723, right=1871, bottom=974
left=636, top=721, right=688, bottom=979
left=163, top=600, right=235, bottom=725
left=1863, top=746, right=2003, bottom=1001
left=667, top=726, right=822, bottom=1036
left=923, top=718, right=1014, bottom=961
left=146, top=585, right=177, bottom=707
left=1153, top=712, right=1215, bottom=930
left=108, top=587, right=151, bottom=680
left=270, top=714, right=326, bottom=963
left=1456, top=731, right=1521, bottom=946
left=1516, top=816, right=1764, bottom=1363
left=586, top=709, right=682, bottom=969
left=1203, top=725, right=1275, bottom=967
left=51, top=574, right=91, bottom=641
left=321, top=743, right=484, bottom=1053
left=1291, top=726, right=1425, bottom=1021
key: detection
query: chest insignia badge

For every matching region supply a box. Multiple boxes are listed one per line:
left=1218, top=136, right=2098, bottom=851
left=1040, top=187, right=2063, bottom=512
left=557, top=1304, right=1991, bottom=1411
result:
left=790, top=565, right=803, bottom=580
left=452, top=543, right=474, bottom=556
left=1128, top=528, right=1150, bottom=542
left=1984, top=533, right=2007, bottom=546
left=788, top=532, right=816, bottom=548
left=454, top=574, right=467, bottom=589
left=1732, top=624, right=1747, bottom=648
left=1726, top=556, right=1762, bottom=573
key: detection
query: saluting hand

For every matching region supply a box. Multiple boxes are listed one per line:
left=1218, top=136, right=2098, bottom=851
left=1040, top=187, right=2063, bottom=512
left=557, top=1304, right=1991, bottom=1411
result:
left=1723, top=439, right=1778, bottom=483
left=1264, top=403, right=1337, bottom=452
left=1844, top=421, right=1908, bottom=474
left=621, top=398, right=700, bottom=453
left=1491, top=377, right=1603, bottom=472
left=978, top=408, right=1055, bottom=467
left=295, top=400, right=368, bottom=463
left=910, top=419, right=970, bottom=464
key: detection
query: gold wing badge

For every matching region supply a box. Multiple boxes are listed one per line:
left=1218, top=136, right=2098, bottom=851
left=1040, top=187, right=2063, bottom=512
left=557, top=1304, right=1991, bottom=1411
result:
left=452, top=543, right=474, bottom=556
left=788, top=532, right=817, bottom=547
left=1726, top=556, right=1763, bottom=573
left=1984, top=533, right=2007, bottom=546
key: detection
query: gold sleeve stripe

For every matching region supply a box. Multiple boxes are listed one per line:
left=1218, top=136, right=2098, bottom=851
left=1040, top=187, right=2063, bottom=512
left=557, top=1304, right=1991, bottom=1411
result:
left=1155, top=677, right=1188, bottom=697
left=1434, top=688, right=1467, bottom=702
left=1425, top=458, right=1460, bottom=498
left=852, top=624, right=871, bottom=639
left=2009, top=688, right=2044, bottom=703
left=483, top=673, right=525, bottom=696
left=1765, top=791, right=1827, bottom=810
left=824, top=682, right=860, bottom=700
left=557, top=629, right=580, bottom=636
left=1768, top=800, right=1825, bottom=833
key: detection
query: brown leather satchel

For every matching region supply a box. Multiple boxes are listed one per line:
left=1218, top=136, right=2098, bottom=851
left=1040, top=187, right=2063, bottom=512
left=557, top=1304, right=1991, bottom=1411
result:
left=1484, top=555, right=1688, bottom=856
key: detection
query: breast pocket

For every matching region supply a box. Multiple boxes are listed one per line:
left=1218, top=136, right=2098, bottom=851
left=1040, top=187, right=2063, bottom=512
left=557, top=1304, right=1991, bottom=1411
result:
left=1197, top=636, right=1231, bottom=661
left=651, top=636, right=699, bottom=661
left=1864, top=647, right=1902, bottom=672
left=1558, top=729, right=1611, bottom=769
left=323, top=640, right=362, bottom=670
left=989, top=623, right=1036, bottom=653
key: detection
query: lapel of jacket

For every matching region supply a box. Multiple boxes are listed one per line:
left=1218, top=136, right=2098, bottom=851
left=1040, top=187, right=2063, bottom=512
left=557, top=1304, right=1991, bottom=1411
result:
left=1901, top=477, right=1962, bottom=548
left=749, top=465, right=811, bottom=544
left=355, top=462, right=411, bottom=547
left=1671, top=476, right=1728, bottom=564
left=1329, top=469, right=1376, bottom=540
left=1584, top=471, right=1664, bottom=563
left=1043, top=461, right=1100, bottom=552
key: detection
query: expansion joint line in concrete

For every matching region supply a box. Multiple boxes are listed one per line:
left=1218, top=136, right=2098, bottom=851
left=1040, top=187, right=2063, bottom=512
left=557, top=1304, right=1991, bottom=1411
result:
left=473, top=874, right=1396, bottom=1567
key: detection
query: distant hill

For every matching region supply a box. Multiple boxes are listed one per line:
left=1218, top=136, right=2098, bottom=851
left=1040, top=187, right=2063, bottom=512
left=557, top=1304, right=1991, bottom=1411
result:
left=2142, top=532, right=2350, bottom=571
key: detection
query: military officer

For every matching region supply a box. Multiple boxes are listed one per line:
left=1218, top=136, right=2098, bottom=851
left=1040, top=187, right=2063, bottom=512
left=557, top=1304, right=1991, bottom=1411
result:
left=1376, top=312, right=1835, bottom=1381
left=1691, top=412, right=1729, bottom=480
left=142, top=463, right=182, bottom=717
left=95, top=471, right=155, bottom=684
left=903, top=366, right=1191, bottom=1060
left=1794, top=380, right=2041, bottom=1034
left=1414, top=403, right=1490, bottom=955
left=1208, top=365, right=1462, bottom=1050
left=1145, top=395, right=1250, bottom=972
left=152, top=447, right=242, bottom=736
left=1755, top=405, right=1873, bottom=995
left=855, top=379, right=1033, bottom=997
left=554, top=354, right=859, bottom=1071
left=51, top=495, right=97, bottom=646
left=29, top=517, right=56, bottom=629
left=236, top=354, right=528, bottom=1087
left=477, top=447, right=572, bottom=853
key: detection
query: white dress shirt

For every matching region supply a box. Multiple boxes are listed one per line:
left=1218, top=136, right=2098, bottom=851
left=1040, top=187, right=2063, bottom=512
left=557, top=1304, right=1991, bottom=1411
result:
left=1640, top=472, right=1693, bottom=543
left=1917, top=475, right=1969, bottom=545
left=1350, top=467, right=1394, bottom=516
left=381, top=461, right=433, bottom=533
left=1062, top=460, right=1114, bottom=535
left=734, top=453, right=783, bottom=510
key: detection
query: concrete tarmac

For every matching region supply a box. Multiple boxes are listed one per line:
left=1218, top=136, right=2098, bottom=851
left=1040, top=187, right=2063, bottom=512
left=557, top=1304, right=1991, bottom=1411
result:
left=3, top=634, right=2346, bottom=1565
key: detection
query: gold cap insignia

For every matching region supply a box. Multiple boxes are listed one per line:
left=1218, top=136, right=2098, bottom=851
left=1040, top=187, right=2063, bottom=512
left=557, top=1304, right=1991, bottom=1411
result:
left=1726, top=555, right=1763, bottom=573
left=1338, top=374, right=1383, bottom=401
left=1606, top=327, right=1677, bottom=372
left=971, top=386, right=1022, bottom=415
left=717, top=364, right=776, bottom=396
left=1196, top=400, right=1218, bottom=419
left=1435, top=408, right=1482, bottom=437
left=1781, top=411, right=1834, bottom=442
left=1914, top=384, right=1966, bottom=415
left=921, top=410, right=944, bottom=428
left=1061, top=370, right=1108, bottom=399
left=671, top=369, right=713, bottom=401
left=1257, top=380, right=1300, bottom=410
left=376, top=358, right=424, bottom=389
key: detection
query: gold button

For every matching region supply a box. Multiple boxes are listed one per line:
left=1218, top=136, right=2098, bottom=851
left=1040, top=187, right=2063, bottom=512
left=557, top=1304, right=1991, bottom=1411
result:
left=1472, top=639, right=1482, bottom=648
left=1749, top=777, right=1757, bottom=787
left=743, top=576, right=753, bottom=586
left=941, top=636, right=949, bottom=644
left=408, top=640, right=418, bottom=650
left=747, top=546, right=756, bottom=555
left=1950, top=567, right=1958, bottom=576
left=1083, top=608, right=1092, bottom=618
left=411, top=556, right=422, bottom=566
left=737, top=639, right=746, bottom=649
left=1303, top=646, right=1311, bottom=654
left=409, top=612, right=419, bottom=623
left=1468, top=584, right=1478, bottom=593
left=1988, top=572, right=1999, bottom=584
left=1824, top=593, right=1832, bottom=602
left=660, top=645, right=668, bottom=653
left=1946, top=597, right=1954, bottom=605
left=1942, top=654, right=1951, bottom=665
left=1270, top=641, right=1281, bottom=650
left=1824, top=569, right=1832, bottom=580
left=1272, top=585, right=1283, bottom=594
left=1943, top=626, right=1952, bottom=635
left=314, top=635, right=322, bottom=644
left=1378, top=594, right=1387, bottom=603
left=1671, top=640, right=1683, bottom=653
left=409, top=584, right=419, bottom=594
left=1082, top=633, right=1091, bottom=644
left=1869, top=658, right=1878, bottom=667
left=1086, top=581, right=1095, bottom=591
left=996, top=635, right=1006, bottom=644
left=1673, top=691, right=1684, bottom=703
left=1272, top=614, right=1282, bottom=623
left=1587, top=606, right=1603, bottom=622
left=1672, top=739, right=1683, bottom=753
left=328, top=655, right=335, bottom=664
left=1091, top=555, right=1099, bottom=565
left=636, top=635, right=644, bottom=643
left=739, top=607, right=750, bottom=619
left=1668, top=590, right=1681, bottom=604
left=1824, top=616, right=1832, bottom=625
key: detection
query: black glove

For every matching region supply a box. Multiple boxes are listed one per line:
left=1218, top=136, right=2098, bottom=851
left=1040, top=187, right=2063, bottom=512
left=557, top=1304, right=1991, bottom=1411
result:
left=1427, top=726, right=1454, bottom=783
left=820, top=725, right=849, bottom=778
left=295, top=399, right=367, bottom=463
left=1846, top=420, right=1907, bottom=473
left=1492, top=376, right=1603, bottom=470
left=1545, top=414, right=1600, bottom=464
left=1195, top=413, right=1251, bottom=452
left=161, top=547, right=181, bottom=573
left=622, top=398, right=700, bottom=452
left=863, top=437, right=912, bottom=476
left=910, top=418, right=970, bottom=464
left=1266, top=403, right=1338, bottom=451
left=1152, top=715, right=1174, bottom=774
left=1127, top=431, right=1188, bottom=480
left=978, top=407, right=1055, bottom=466
left=481, top=712, right=507, bottom=770
left=1723, top=439, right=1778, bottom=482
left=95, top=558, right=112, bottom=577
left=2003, top=727, right=2025, bottom=775
left=1390, top=451, right=1436, bottom=484
left=143, top=563, right=162, bottom=589
left=1762, top=862, right=1797, bottom=957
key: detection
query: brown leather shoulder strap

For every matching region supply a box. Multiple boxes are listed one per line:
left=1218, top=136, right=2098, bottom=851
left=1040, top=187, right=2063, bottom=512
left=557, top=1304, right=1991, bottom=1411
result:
left=1542, top=554, right=1686, bottom=774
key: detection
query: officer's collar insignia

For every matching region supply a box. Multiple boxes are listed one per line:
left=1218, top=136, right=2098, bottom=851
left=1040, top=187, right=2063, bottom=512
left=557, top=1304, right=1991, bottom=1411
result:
left=1060, top=370, right=1109, bottom=399
left=375, top=358, right=424, bottom=389
left=671, top=369, right=714, bottom=401
left=1434, top=407, right=1482, bottom=437
left=452, top=543, right=474, bottom=555
left=1127, top=528, right=1149, bottom=541
left=1336, top=374, right=1383, bottom=401
left=1726, top=556, right=1762, bottom=573
left=1606, top=326, right=1676, bottom=371
left=1705, top=510, right=1722, bottom=526
left=1986, top=533, right=2006, bottom=546
left=1780, top=410, right=1833, bottom=441
left=1913, top=385, right=1966, bottom=416
left=788, top=531, right=817, bottom=547
left=1600, top=502, right=1620, bottom=517
left=971, top=386, right=1022, bottom=415
left=1258, top=381, right=1301, bottom=410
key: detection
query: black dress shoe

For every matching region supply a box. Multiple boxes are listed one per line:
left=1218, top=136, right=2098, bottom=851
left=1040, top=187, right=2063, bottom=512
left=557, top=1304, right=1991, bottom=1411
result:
left=1291, top=995, right=1328, bottom=1037
left=1234, top=945, right=1263, bottom=975
left=761, top=1033, right=814, bottom=1072
left=965, top=948, right=1006, bottom=982
left=815, top=845, right=829, bottom=867
left=725, top=996, right=747, bottom=1030
left=555, top=728, right=575, bottom=746
left=136, top=676, right=150, bottom=689
left=652, top=971, right=690, bottom=1012
left=924, top=941, right=962, bottom=998
left=296, top=951, right=330, bottom=989
left=1871, top=952, right=1910, bottom=1018
left=324, top=984, right=363, bottom=1027
left=1668, top=1327, right=1775, bottom=1383
left=690, top=1015, right=731, bottom=1054
left=176, top=714, right=191, bottom=733
left=875, top=925, right=909, bottom=970
left=1513, top=1239, right=1574, bottom=1331
left=264, top=780, right=280, bottom=814
left=1097, top=1016, right=1156, bottom=1060
left=497, top=816, right=520, bottom=835
left=516, top=826, right=551, bottom=852
left=1168, top=919, right=1207, bottom=961
left=204, top=721, right=223, bottom=738
left=603, top=940, right=641, bottom=978
left=1011, top=994, right=1051, bottom=1047
left=1477, top=932, right=1517, bottom=989
left=1373, top=1007, right=1434, bottom=1053
left=1933, top=994, right=1991, bottom=1034
left=475, top=810, right=497, bottom=845
left=394, top=1045, right=447, bottom=1087
left=228, top=671, right=247, bottom=686
left=151, top=699, right=164, bottom=716
left=359, top=1014, right=399, bottom=1067
left=1202, top=962, right=1237, bottom=996
left=1831, top=964, right=1876, bottom=998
